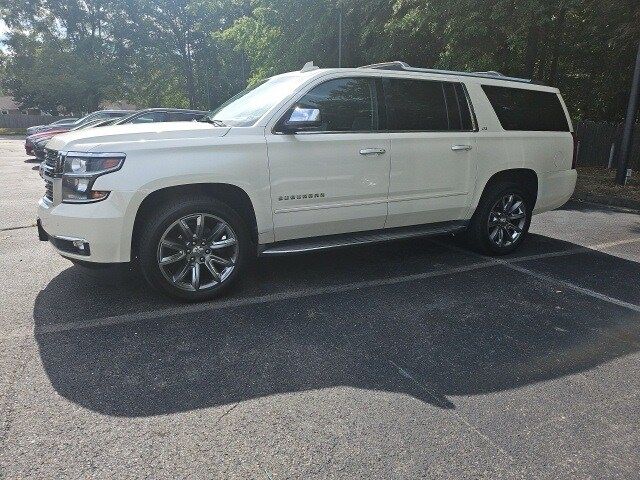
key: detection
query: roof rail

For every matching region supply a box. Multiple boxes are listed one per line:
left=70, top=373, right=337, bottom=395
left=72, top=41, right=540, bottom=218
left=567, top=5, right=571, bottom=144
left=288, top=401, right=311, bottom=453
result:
left=359, top=61, right=537, bottom=85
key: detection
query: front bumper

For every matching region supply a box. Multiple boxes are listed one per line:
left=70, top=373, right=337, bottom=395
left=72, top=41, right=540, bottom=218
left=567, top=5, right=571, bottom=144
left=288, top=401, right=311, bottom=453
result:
left=37, top=194, right=131, bottom=263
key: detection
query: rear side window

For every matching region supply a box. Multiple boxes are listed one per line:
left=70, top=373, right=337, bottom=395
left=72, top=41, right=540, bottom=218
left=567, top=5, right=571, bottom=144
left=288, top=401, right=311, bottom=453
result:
left=481, top=85, right=569, bottom=132
left=295, top=78, right=376, bottom=132
left=383, top=78, right=474, bottom=132
left=383, top=78, right=448, bottom=131
left=455, top=84, right=474, bottom=131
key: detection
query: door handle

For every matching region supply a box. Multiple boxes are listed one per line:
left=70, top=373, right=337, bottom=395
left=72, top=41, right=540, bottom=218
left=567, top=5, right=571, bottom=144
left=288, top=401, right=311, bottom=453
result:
left=451, top=145, right=473, bottom=151
left=359, top=148, right=386, bottom=156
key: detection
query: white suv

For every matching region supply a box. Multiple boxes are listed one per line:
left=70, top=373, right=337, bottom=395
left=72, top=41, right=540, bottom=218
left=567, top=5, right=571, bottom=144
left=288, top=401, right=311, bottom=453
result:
left=37, top=61, right=577, bottom=300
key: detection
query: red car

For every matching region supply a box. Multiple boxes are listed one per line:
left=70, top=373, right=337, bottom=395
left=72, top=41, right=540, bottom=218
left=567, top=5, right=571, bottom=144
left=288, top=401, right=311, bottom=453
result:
left=25, top=128, right=70, bottom=156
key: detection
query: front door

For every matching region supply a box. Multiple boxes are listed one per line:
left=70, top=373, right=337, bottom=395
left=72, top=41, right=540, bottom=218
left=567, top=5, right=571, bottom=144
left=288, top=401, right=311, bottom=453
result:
left=266, top=77, right=390, bottom=242
left=382, top=77, right=478, bottom=228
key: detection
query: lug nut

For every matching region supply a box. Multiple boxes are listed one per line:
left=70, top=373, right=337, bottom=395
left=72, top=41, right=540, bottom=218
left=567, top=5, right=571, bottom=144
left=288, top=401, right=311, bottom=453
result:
left=199, top=257, right=204, bottom=262
left=205, top=249, right=210, bottom=254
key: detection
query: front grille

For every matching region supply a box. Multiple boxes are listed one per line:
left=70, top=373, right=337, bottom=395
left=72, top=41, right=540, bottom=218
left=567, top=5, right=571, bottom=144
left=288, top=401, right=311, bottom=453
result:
left=44, top=148, right=61, bottom=173
left=45, top=179, right=54, bottom=201
left=42, top=148, right=61, bottom=201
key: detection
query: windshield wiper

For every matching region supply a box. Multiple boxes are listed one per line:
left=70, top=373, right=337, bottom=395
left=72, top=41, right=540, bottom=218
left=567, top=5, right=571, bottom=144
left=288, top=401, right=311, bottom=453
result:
left=198, top=117, right=227, bottom=127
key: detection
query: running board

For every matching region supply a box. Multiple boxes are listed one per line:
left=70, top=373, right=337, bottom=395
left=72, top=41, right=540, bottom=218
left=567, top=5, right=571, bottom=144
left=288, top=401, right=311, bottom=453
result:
left=259, top=221, right=468, bottom=256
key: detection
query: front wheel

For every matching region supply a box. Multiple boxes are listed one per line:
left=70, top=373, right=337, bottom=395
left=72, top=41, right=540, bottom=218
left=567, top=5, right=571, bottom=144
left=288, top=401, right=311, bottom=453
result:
left=138, top=197, right=250, bottom=301
left=467, top=182, right=532, bottom=255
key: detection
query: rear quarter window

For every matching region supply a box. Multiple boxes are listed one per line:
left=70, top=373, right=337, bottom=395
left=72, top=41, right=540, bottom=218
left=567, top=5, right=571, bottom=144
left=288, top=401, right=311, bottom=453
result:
left=481, top=85, right=569, bottom=132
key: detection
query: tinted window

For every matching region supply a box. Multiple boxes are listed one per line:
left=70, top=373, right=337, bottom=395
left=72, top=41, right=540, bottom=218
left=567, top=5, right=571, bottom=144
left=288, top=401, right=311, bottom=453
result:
left=294, top=78, right=376, bottom=132
left=383, top=78, right=449, bottom=131
left=455, top=84, right=474, bottom=131
left=482, top=85, right=569, bottom=131
left=128, top=112, right=166, bottom=124
left=167, top=112, right=203, bottom=121
left=443, top=83, right=462, bottom=130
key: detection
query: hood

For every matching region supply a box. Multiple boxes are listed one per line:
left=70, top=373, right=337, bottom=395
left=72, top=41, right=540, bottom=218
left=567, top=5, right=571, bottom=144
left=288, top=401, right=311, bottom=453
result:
left=46, top=121, right=230, bottom=152
left=30, top=123, right=75, bottom=134
left=26, top=128, right=71, bottom=142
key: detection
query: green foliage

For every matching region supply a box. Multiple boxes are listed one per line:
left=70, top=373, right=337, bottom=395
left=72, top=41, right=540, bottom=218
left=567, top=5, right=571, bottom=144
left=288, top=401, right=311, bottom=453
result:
left=0, top=0, right=638, bottom=121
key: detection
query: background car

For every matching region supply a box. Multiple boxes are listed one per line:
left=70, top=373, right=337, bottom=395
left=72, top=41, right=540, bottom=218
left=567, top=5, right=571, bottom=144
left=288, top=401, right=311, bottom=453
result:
left=111, top=108, right=206, bottom=125
left=26, top=110, right=131, bottom=137
left=28, top=108, right=205, bottom=158
left=27, top=114, right=130, bottom=158
left=26, top=118, right=79, bottom=136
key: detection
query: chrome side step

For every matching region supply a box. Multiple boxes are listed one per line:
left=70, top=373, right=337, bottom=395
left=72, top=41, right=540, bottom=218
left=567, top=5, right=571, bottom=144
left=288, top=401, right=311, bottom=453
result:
left=259, top=221, right=468, bottom=256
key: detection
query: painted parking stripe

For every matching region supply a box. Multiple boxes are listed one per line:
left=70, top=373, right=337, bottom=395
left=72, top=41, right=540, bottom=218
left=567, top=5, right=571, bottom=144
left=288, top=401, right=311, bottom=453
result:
left=435, top=237, right=640, bottom=314
left=503, top=262, right=640, bottom=313
left=28, top=236, right=640, bottom=336
left=34, top=260, right=495, bottom=335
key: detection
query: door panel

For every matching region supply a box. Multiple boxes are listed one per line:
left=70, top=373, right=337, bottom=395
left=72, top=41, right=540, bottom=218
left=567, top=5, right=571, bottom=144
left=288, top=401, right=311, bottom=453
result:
left=386, top=132, right=476, bottom=228
left=267, top=133, right=390, bottom=241
left=382, top=77, right=478, bottom=228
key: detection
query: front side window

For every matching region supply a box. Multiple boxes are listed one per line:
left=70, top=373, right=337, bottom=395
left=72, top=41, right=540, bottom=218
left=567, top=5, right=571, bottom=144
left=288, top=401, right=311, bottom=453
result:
left=291, top=77, right=376, bottom=132
left=482, top=85, right=569, bottom=131
left=383, top=78, right=449, bottom=131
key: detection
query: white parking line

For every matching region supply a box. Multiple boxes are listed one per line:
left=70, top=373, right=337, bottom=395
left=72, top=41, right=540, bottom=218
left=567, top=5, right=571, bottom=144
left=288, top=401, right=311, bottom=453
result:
left=30, top=235, right=640, bottom=335
left=35, top=260, right=496, bottom=335
left=437, top=236, right=640, bottom=314
left=504, top=262, right=640, bottom=313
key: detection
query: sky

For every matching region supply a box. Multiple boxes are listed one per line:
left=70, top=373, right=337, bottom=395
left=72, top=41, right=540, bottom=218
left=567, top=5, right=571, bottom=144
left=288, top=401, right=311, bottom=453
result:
left=0, top=19, right=8, bottom=53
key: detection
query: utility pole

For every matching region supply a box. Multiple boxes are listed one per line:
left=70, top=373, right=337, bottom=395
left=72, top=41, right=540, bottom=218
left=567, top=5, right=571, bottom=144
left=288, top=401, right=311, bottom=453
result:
left=616, top=42, right=640, bottom=185
left=337, top=6, right=342, bottom=68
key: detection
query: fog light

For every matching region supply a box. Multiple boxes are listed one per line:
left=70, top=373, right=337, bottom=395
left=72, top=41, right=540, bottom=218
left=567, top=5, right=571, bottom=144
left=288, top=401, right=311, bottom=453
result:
left=50, top=236, right=91, bottom=256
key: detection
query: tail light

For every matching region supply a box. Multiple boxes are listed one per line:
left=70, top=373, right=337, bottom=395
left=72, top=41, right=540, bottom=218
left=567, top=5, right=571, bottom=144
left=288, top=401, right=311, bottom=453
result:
left=571, top=131, right=578, bottom=169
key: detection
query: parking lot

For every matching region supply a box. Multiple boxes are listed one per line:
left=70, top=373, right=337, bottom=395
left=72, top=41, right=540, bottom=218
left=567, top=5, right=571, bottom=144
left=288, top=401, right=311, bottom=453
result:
left=0, top=135, right=639, bottom=479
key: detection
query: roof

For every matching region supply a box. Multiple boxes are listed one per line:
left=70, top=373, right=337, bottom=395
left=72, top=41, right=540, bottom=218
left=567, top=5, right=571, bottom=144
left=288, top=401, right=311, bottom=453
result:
left=294, top=61, right=553, bottom=90
left=358, top=61, right=540, bottom=85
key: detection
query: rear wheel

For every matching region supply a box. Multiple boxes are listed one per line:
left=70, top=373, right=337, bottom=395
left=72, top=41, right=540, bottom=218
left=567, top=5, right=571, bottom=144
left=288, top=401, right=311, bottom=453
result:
left=138, top=197, right=250, bottom=301
left=467, top=182, right=532, bottom=255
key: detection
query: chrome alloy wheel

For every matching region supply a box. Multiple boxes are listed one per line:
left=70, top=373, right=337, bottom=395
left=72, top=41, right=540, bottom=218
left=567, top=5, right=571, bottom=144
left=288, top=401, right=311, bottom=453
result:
left=157, top=213, right=238, bottom=292
left=487, top=194, right=527, bottom=248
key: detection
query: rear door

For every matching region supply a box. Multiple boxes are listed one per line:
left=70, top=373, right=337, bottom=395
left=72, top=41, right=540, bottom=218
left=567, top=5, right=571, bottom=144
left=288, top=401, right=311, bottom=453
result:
left=384, top=77, right=478, bottom=228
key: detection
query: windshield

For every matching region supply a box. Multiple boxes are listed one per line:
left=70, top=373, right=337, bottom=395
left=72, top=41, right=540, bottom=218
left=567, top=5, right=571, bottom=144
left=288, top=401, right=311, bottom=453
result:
left=203, top=74, right=307, bottom=127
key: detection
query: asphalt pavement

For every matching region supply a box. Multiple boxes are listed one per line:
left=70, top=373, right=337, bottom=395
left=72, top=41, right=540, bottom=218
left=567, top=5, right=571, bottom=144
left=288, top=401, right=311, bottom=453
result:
left=1, top=135, right=639, bottom=479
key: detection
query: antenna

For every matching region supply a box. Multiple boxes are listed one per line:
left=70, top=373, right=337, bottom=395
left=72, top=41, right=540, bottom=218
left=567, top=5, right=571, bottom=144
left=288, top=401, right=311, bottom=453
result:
left=300, top=61, right=319, bottom=73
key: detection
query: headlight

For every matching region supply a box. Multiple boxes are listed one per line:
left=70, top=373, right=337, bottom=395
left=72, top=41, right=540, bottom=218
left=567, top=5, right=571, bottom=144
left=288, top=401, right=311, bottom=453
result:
left=61, top=152, right=125, bottom=203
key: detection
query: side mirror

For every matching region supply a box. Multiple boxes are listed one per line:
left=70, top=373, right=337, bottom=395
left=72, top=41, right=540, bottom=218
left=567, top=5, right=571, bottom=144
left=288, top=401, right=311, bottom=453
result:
left=278, top=106, right=321, bottom=134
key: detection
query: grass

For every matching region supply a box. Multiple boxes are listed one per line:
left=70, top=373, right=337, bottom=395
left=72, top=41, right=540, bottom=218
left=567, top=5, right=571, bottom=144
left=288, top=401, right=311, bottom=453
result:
left=573, top=166, right=640, bottom=211
left=0, top=127, right=27, bottom=136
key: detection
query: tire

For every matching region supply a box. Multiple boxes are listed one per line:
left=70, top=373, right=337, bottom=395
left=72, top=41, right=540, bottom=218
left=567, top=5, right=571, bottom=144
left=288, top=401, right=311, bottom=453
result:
left=137, top=196, right=251, bottom=301
left=466, top=181, right=532, bottom=255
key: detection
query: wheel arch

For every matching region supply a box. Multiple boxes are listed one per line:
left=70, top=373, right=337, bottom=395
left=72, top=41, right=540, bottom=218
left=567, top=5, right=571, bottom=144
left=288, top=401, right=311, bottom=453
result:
left=472, top=168, right=539, bottom=216
left=130, top=183, right=259, bottom=260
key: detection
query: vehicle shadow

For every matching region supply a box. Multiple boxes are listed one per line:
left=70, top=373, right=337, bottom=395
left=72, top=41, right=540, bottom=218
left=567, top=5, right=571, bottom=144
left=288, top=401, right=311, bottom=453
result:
left=33, top=234, right=640, bottom=416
